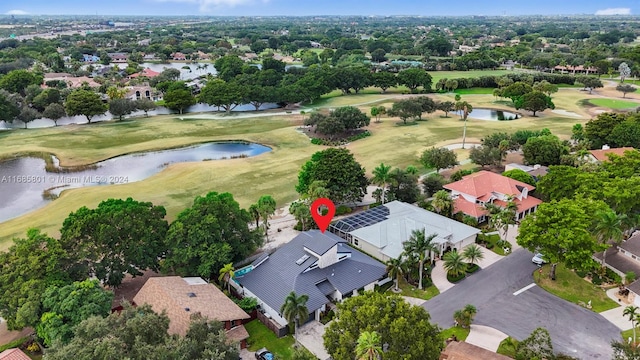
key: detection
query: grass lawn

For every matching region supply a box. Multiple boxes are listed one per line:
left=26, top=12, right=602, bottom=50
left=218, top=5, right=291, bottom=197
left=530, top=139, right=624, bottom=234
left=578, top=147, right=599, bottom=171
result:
left=588, top=98, right=640, bottom=109
left=453, top=87, right=494, bottom=95
left=496, top=337, right=519, bottom=357
left=245, top=319, right=299, bottom=360
left=621, top=328, right=636, bottom=342
left=440, top=326, right=470, bottom=342
left=429, top=70, right=512, bottom=84
left=396, top=277, right=440, bottom=300
left=534, top=263, right=619, bottom=312
left=0, top=89, right=586, bottom=248
left=477, top=233, right=509, bottom=256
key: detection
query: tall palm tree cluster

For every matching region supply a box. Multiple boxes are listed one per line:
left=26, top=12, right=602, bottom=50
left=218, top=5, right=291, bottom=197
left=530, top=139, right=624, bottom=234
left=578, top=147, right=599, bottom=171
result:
left=484, top=196, right=518, bottom=240
left=385, top=228, right=439, bottom=291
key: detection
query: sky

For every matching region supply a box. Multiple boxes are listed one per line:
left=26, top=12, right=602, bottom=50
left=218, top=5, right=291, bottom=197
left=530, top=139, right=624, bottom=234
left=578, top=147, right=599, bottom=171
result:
left=1, top=0, right=638, bottom=17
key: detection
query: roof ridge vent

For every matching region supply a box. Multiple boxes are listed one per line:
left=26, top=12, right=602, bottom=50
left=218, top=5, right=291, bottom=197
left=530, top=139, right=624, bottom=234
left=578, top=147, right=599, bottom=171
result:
left=296, top=254, right=310, bottom=265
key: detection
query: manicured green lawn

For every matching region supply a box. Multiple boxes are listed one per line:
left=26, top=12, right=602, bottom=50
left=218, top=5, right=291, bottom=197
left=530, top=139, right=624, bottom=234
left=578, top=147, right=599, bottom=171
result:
left=588, top=98, right=640, bottom=109
left=534, top=263, right=619, bottom=312
left=621, top=328, right=635, bottom=342
left=396, top=277, right=440, bottom=300
left=245, top=319, right=304, bottom=360
left=496, top=337, right=519, bottom=357
left=453, top=87, right=494, bottom=95
left=440, top=326, right=470, bottom=342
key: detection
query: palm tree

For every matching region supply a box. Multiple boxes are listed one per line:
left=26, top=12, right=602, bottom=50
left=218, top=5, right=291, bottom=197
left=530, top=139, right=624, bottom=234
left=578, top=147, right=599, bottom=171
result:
left=624, top=305, right=639, bottom=345
left=462, top=244, right=484, bottom=269
left=594, top=210, right=627, bottom=266
left=462, top=304, right=477, bottom=327
left=280, top=291, right=309, bottom=344
left=432, top=190, right=453, bottom=218
left=218, top=263, right=235, bottom=292
left=443, top=251, right=467, bottom=278
left=403, top=229, right=438, bottom=290
left=405, top=165, right=418, bottom=175
left=355, top=331, right=382, bottom=360
left=386, top=257, right=405, bottom=292
left=372, top=163, right=392, bottom=204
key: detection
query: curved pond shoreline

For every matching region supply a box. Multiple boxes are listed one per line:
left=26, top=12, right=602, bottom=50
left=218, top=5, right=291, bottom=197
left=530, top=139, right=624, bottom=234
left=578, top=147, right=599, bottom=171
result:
left=0, top=141, right=271, bottom=223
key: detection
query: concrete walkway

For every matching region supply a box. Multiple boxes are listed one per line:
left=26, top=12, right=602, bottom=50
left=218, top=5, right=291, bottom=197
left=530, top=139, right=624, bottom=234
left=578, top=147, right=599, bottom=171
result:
left=297, top=320, right=331, bottom=360
left=431, top=260, right=455, bottom=293
left=465, top=325, right=509, bottom=352
left=476, top=246, right=504, bottom=270
left=402, top=296, right=426, bottom=306
left=600, top=288, right=634, bottom=331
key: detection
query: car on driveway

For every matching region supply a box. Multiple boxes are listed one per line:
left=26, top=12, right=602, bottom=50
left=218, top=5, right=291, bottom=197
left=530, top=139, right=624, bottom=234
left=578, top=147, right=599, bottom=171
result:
left=532, top=253, right=546, bottom=265
left=255, top=348, right=274, bottom=360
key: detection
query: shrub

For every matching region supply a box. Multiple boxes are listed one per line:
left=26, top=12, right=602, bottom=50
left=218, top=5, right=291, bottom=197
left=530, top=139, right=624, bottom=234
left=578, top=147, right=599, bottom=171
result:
left=310, top=131, right=371, bottom=146
left=335, top=205, right=352, bottom=216
left=626, top=271, right=637, bottom=284
left=591, top=274, right=603, bottom=285
left=234, top=297, right=258, bottom=312
left=575, top=269, right=588, bottom=278
left=450, top=169, right=476, bottom=182
left=466, top=263, right=480, bottom=274
left=447, top=272, right=466, bottom=283
left=605, top=268, right=622, bottom=284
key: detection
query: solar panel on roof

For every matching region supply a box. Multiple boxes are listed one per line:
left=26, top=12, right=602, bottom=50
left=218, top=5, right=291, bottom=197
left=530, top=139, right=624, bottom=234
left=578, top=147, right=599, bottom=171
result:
left=329, top=205, right=390, bottom=233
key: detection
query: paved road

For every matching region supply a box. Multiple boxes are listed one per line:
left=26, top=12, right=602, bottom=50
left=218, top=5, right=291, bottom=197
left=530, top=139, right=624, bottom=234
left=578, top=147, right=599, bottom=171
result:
left=423, top=249, right=619, bottom=359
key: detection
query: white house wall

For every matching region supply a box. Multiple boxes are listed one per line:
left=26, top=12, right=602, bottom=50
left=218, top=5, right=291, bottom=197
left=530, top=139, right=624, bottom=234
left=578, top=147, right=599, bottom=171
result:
left=242, top=287, right=288, bottom=327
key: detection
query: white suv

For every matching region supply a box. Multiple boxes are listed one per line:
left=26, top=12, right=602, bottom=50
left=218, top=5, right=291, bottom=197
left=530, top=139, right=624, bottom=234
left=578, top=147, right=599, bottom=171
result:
left=532, top=253, right=546, bottom=265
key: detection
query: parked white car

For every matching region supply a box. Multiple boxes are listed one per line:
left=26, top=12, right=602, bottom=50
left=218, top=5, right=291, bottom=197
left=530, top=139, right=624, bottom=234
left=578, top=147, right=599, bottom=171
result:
left=532, top=253, right=546, bottom=265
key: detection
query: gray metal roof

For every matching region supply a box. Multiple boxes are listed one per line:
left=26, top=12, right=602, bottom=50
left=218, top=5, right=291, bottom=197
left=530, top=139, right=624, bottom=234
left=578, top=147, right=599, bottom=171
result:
left=237, top=230, right=386, bottom=314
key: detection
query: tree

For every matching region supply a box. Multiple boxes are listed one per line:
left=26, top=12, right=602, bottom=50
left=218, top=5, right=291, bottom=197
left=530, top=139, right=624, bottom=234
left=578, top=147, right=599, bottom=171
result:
left=469, top=145, right=501, bottom=168
left=431, top=190, right=453, bottom=217
left=135, top=98, right=156, bottom=117
left=624, top=305, right=639, bottom=346
left=32, top=88, right=61, bottom=111
left=198, top=79, right=246, bottom=113
left=437, top=101, right=455, bottom=117
left=280, top=291, right=309, bottom=344
left=37, top=279, right=113, bottom=346
left=522, top=134, right=567, bottom=166
left=517, top=198, right=605, bottom=280
left=453, top=304, right=477, bottom=328
left=323, top=292, right=442, bottom=360
left=502, top=81, right=533, bottom=103
left=106, top=86, right=127, bottom=100
left=108, top=98, right=136, bottom=121
left=594, top=209, right=626, bottom=267
left=60, top=198, right=169, bottom=287
left=370, top=48, right=388, bottom=63
left=164, top=88, right=195, bottom=114
left=576, top=76, right=603, bottom=94
left=0, top=91, right=20, bottom=123
left=386, top=257, right=404, bottom=292
left=65, top=89, right=107, bottom=123
left=372, top=163, right=392, bottom=204
left=620, top=62, right=632, bottom=83
left=514, top=91, right=555, bottom=116
left=443, top=251, right=466, bottom=278
left=44, top=304, right=240, bottom=360
left=370, top=105, right=386, bottom=123
left=163, top=192, right=262, bottom=280
left=296, top=148, right=369, bottom=204
left=515, top=327, right=554, bottom=360
left=617, top=84, right=636, bottom=98
left=43, top=103, right=67, bottom=126
left=17, top=106, right=41, bottom=129
left=218, top=263, right=235, bottom=293
left=420, top=147, right=458, bottom=172
left=387, top=98, right=423, bottom=124
left=356, top=331, right=382, bottom=360
left=403, top=229, right=438, bottom=290
left=397, top=68, right=432, bottom=93
left=502, top=169, right=536, bottom=186
left=0, top=229, right=70, bottom=330
left=422, top=174, right=446, bottom=197
left=386, top=168, right=421, bottom=204
left=332, top=106, right=370, bottom=130
left=585, top=112, right=627, bottom=149
left=214, top=55, right=245, bottom=81
left=0, top=69, right=42, bottom=95
left=462, top=244, right=484, bottom=269
left=533, top=80, right=559, bottom=96
left=372, top=71, right=397, bottom=93
left=257, top=195, right=277, bottom=240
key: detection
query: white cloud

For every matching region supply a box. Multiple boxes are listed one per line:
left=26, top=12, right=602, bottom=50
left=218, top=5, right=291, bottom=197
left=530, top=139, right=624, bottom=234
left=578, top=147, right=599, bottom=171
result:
left=6, top=9, right=29, bottom=15
left=595, top=8, right=631, bottom=15
left=151, top=0, right=266, bottom=12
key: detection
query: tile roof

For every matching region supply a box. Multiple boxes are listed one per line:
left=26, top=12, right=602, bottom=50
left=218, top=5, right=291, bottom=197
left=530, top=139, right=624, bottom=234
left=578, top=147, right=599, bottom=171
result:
left=589, top=147, right=636, bottom=162
left=594, top=248, right=640, bottom=277
left=493, top=195, right=542, bottom=213
left=237, top=230, right=386, bottom=314
left=443, top=170, right=535, bottom=198
left=130, top=68, right=161, bottom=78
left=440, top=341, right=512, bottom=360
left=452, top=197, right=488, bottom=218
left=225, top=324, right=250, bottom=343
left=0, top=349, right=31, bottom=360
left=133, top=276, right=249, bottom=336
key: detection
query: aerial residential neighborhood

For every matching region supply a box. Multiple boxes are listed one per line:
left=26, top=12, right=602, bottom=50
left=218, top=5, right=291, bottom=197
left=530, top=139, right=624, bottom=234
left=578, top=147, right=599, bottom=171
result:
left=2, top=1, right=640, bottom=359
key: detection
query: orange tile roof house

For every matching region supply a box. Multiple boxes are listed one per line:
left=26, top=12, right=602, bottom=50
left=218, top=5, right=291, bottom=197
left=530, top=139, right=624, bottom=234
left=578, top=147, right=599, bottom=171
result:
left=588, top=146, right=636, bottom=162
left=129, top=68, right=161, bottom=79
left=443, top=170, right=542, bottom=223
left=0, top=348, right=31, bottom=360
left=133, top=276, right=250, bottom=348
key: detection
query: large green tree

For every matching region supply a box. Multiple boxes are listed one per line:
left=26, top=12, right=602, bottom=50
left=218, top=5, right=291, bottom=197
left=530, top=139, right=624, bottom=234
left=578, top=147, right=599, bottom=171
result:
left=387, top=98, right=423, bottom=124
left=584, top=113, right=626, bottom=149
left=0, top=90, right=20, bottom=122
left=502, top=169, right=536, bottom=186
left=64, top=89, right=107, bottom=123
left=324, top=292, right=442, bottom=360
left=0, top=69, right=43, bottom=95
left=420, top=146, right=459, bottom=172
left=522, top=134, right=567, bottom=166
left=109, top=98, right=136, bottom=121
left=515, top=327, right=555, bottom=360
left=163, top=192, right=263, bottom=280
left=296, top=148, right=369, bottom=204
left=0, top=229, right=71, bottom=330
left=37, top=279, right=114, bottom=346
left=164, top=87, right=195, bottom=114
left=386, top=167, right=421, bottom=204
left=198, top=79, right=246, bottom=113
left=396, top=68, right=432, bottom=93
left=60, top=198, right=169, bottom=287
left=514, top=91, right=555, bottom=116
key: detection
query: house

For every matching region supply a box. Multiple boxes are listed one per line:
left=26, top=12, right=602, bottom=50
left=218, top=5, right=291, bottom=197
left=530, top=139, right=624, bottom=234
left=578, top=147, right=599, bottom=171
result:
left=503, top=163, right=549, bottom=180
left=142, top=53, right=157, bottom=61
left=588, top=146, right=636, bottom=162
left=107, top=52, right=128, bottom=63
left=595, top=232, right=640, bottom=306
left=240, top=52, right=259, bottom=62
left=235, top=230, right=387, bottom=330
left=171, top=52, right=187, bottom=61
left=43, top=73, right=100, bottom=89
left=440, top=341, right=512, bottom=360
left=0, top=348, right=31, bottom=360
left=82, top=54, right=100, bottom=63
left=128, top=68, right=161, bottom=79
left=553, top=65, right=598, bottom=74
left=330, top=201, right=480, bottom=262
left=132, top=276, right=250, bottom=348
left=125, top=86, right=163, bottom=101
left=196, top=51, right=211, bottom=60
left=443, top=170, right=542, bottom=223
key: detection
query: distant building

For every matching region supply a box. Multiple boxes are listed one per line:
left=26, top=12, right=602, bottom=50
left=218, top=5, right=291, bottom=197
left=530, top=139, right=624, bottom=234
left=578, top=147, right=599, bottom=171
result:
left=128, top=68, right=161, bottom=79
left=108, top=52, right=129, bottom=63
left=82, top=54, right=100, bottom=63
left=171, top=52, right=187, bottom=61
left=125, top=86, right=163, bottom=102
left=588, top=146, right=637, bottom=163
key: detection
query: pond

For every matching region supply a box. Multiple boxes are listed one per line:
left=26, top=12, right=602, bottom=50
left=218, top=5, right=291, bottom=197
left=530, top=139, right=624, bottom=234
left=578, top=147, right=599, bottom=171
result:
left=0, top=142, right=271, bottom=222
left=463, top=108, right=520, bottom=121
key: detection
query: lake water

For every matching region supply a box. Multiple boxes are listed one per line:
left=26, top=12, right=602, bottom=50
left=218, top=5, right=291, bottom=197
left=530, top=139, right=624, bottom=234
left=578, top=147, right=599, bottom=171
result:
left=0, top=142, right=271, bottom=222
left=464, top=108, right=520, bottom=121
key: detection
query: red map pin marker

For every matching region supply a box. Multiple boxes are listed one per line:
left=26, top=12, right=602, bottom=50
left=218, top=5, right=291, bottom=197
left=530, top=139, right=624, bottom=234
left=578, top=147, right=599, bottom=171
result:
left=310, top=198, right=335, bottom=233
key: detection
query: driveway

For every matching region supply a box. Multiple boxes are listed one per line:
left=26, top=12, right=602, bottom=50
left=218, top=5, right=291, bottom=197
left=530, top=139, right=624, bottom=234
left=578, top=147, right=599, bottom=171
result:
left=297, top=320, right=331, bottom=360
left=423, top=249, right=619, bottom=359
